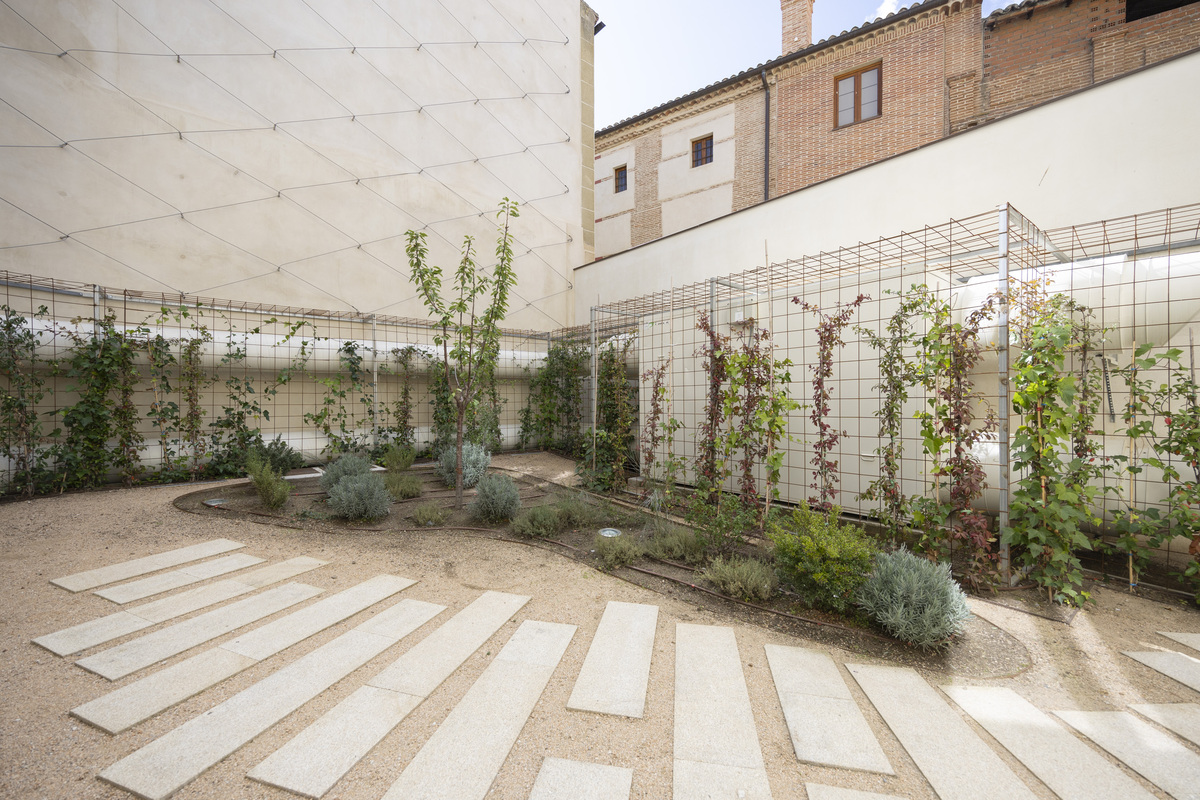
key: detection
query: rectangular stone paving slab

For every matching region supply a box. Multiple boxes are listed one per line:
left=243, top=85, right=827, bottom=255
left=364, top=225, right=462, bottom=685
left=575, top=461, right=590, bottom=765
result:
left=674, top=624, right=771, bottom=799
left=50, top=538, right=245, bottom=592
left=248, top=590, right=530, bottom=798
left=380, top=619, right=576, bottom=800
left=945, top=686, right=1156, bottom=800
left=805, top=785, right=907, bottom=800
left=98, top=598, right=444, bottom=800
left=1054, top=710, right=1200, bottom=800
left=528, top=757, right=633, bottom=800
left=1131, top=703, right=1200, bottom=747
left=77, top=582, right=323, bottom=680
left=1124, top=649, right=1200, bottom=693
left=72, top=574, right=414, bottom=734
left=93, top=553, right=265, bottom=604
left=765, top=644, right=893, bottom=775
left=1160, top=632, right=1200, bottom=655
left=847, top=664, right=1038, bottom=800
left=32, top=556, right=327, bottom=655
left=567, top=601, right=658, bottom=718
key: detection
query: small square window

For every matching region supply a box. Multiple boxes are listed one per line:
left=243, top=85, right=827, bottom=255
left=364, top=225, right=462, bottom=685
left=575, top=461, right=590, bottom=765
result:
left=692, top=135, right=713, bottom=168
left=835, top=63, right=882, bottom=128
left=614, top=165, right=627, bottom=193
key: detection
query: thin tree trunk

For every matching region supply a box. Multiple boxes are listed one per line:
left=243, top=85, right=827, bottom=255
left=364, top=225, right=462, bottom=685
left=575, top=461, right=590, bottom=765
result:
left=455, top=403, right=466, bottom=509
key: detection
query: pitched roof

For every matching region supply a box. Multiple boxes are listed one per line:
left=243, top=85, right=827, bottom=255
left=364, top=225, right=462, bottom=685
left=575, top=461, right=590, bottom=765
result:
left=597, top=0, right=950, bottom=136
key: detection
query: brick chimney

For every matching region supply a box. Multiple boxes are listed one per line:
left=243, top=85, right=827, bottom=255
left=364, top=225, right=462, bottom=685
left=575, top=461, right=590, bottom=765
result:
left=781, top=0, right=815, bottom=54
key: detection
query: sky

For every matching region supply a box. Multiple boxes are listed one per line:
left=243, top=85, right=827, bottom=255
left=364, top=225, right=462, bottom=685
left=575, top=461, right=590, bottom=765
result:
left=592, top=0, right=1011, bottom=128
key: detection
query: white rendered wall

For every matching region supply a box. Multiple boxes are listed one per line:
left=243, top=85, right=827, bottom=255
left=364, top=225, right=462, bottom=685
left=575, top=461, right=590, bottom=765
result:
left=0, top=0, right=591, bottom=330
left=574, top=50, right=1200, bottom=316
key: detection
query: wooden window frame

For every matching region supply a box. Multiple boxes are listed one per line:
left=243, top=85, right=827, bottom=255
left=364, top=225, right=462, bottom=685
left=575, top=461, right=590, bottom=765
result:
left=834, top=62, right=883, bottom=129
left=691, top=135, right=714, bottom=168
left=614, top=165, right=627, bottom=193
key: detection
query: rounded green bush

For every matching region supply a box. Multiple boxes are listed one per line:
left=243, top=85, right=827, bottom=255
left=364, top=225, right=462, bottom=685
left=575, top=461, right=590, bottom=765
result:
left=770, top=505, right=879, bottom=614
left=382, top=444, right=416, bottom=473
left=412, top=501, right=449, bottom=527
left=470, top=473, right=521, bottom=523
left=386, top=472, right=423, bottom=500
left=326, top=473, right=391, bottom=521
left=511, top=505, right=563, bottom=539
left=435, top=442, right=490, bottom=488
left=319, top=453, right=373, bottom=491
left=702, top=556, right=777, bottom=602
left=595, top=533, right=643, bottom=570
left=856, top=547, right=971, bottom=650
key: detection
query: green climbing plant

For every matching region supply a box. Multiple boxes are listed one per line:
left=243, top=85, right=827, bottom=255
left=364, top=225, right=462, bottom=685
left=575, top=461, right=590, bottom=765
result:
left=0, top=305, right=58, bottom=496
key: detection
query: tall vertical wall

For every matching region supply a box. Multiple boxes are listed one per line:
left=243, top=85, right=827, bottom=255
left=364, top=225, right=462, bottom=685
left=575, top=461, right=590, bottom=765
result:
left=0, top=0, right=595, bottom=330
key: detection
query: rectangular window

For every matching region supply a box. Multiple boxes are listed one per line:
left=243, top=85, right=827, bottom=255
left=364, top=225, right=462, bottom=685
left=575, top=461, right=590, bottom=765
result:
left=614, top=165, right=627, bottom=193
left=835, top=63, right=882, bottom=128
left=1127, top=0, right=1199, bottom=21
left=692, top=135, right=714, bottom=168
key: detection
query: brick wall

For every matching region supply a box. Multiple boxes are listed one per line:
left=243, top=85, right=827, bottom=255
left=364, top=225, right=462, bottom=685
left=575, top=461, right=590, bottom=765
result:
left=782, top=0, right=815, bottom=53
left=773, top=3, right=980, bottom=194
left=631, top=132, right=663, bottom=247
left=983, top=0, right=1200, bottom=120
left=733, top=89, right=768, bottom=211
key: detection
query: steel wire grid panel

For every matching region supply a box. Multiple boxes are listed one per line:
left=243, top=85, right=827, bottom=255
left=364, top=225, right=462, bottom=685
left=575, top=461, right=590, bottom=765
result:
left=621, top=202, right=1200, bottom=573
left=0, top=275, right=548, bottom=472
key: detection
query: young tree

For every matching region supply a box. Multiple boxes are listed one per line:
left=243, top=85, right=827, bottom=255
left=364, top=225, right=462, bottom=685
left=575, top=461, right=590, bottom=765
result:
left=406, top=198, right=519, bottom=508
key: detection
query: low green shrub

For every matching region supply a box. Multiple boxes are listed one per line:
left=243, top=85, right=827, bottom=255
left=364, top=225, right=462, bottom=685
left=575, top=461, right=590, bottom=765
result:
left=382, top=444, right=416, bottom=473
left=595, top=534, right=643, bottom=570
left=770, top=505, right=879, bottom=614
left=412, top=501, right=449, bottom=527
left=470, top=473, right=521, bottom=523
left=690, top=498, right=758, bottom=554
left=253, top=436, right=305, bottom=474
left=246, top=450, right=291, bottom=510
left=320, top=453, right=373, bottom=491
left=385, top=472, right=423, bottom=501
left=326, top=472, right=391, bottom=520
left=856, top=547, right=972, bottom=650
left=435, top=442, right=490, bottom=488
left=553, top=492, right=604, bottom=529
left=511, top=505, right=563, bottom=539
left=644, top=525, right=708, bottom=565
left=702, top=556, right=778, bottom=602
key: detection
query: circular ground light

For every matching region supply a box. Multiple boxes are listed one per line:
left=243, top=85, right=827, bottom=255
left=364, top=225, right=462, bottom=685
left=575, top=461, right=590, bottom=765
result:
left=599, top=527, right=622, bottom=538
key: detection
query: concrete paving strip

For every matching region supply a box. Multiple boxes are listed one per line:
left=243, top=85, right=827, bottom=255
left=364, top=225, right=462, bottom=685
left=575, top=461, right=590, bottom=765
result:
left=805, top=785, right=907, bottom=800
left=380, top=619, right=576, bottom=800
left=1124, top=649, right=1200, bottom=693
left=847, top=664, right=1038, bottom=800
left=76, top=582, right=324, bottom=680
left=567, top=601, right=658, bottom=719
left=1054, top=710, right=1200, bottom=800
left=1131, top=703, right=1200, bottom=747
left=71, top=575, right=415, bottom=734
left=674, top=624, right=772, bottom=799
left=944, top=686, right=1156, bottom=800
left=1161, top=632, right=1200, bottom=654
left=247, top=590, right=530, bottom=798
left=528, top=757, right=633, bottom=800
left=50, top=538, right=245, bottom=592
left=98, top=598, right=445, bottom=800
left=94, top=553, right=266, bottom=604
left=32, top=556, right=327, bottom=656
left=765, top=644, right=893, bottom=775
left=368, top=590, right=531, bottom=695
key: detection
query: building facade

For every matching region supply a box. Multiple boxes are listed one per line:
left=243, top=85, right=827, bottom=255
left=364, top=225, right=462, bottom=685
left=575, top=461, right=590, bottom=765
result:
left=594, top=0, right=1200, bottom=258
left=0, top=0, right=599, bottom=330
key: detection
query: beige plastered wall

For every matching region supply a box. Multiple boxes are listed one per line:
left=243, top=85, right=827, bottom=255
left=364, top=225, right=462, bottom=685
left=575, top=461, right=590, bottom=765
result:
left=575, top=50, right=1200, bottom=316
left=0, top=0, right=594, bottom=331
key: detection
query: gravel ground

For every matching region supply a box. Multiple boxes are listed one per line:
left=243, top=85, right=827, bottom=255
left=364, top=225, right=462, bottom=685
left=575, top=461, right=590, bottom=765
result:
left=2, top=454, right=1198, bottom=800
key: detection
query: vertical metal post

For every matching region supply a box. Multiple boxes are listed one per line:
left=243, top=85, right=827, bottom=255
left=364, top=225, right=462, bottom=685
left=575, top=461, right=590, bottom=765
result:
left=92, top=285, right=102, bottom=338
left=997, top=205, right=1012, bottom=583
left=370, top=314, right=379, bottom=449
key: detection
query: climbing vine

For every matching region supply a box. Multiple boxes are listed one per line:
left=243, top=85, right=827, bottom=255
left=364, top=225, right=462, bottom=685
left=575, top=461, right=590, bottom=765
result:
left=640, top=356, right=683, bottom=507
left=520, top=339, right=589, bottom=455
left=580, top=338, right=637, bottom=492
left=0, top=305, right=57, bottom=496
left=695, top=311, right=730, bottom=497
left=794, top=294, right=867, bottom=509
left=912, top=290, right=999, bottom=590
